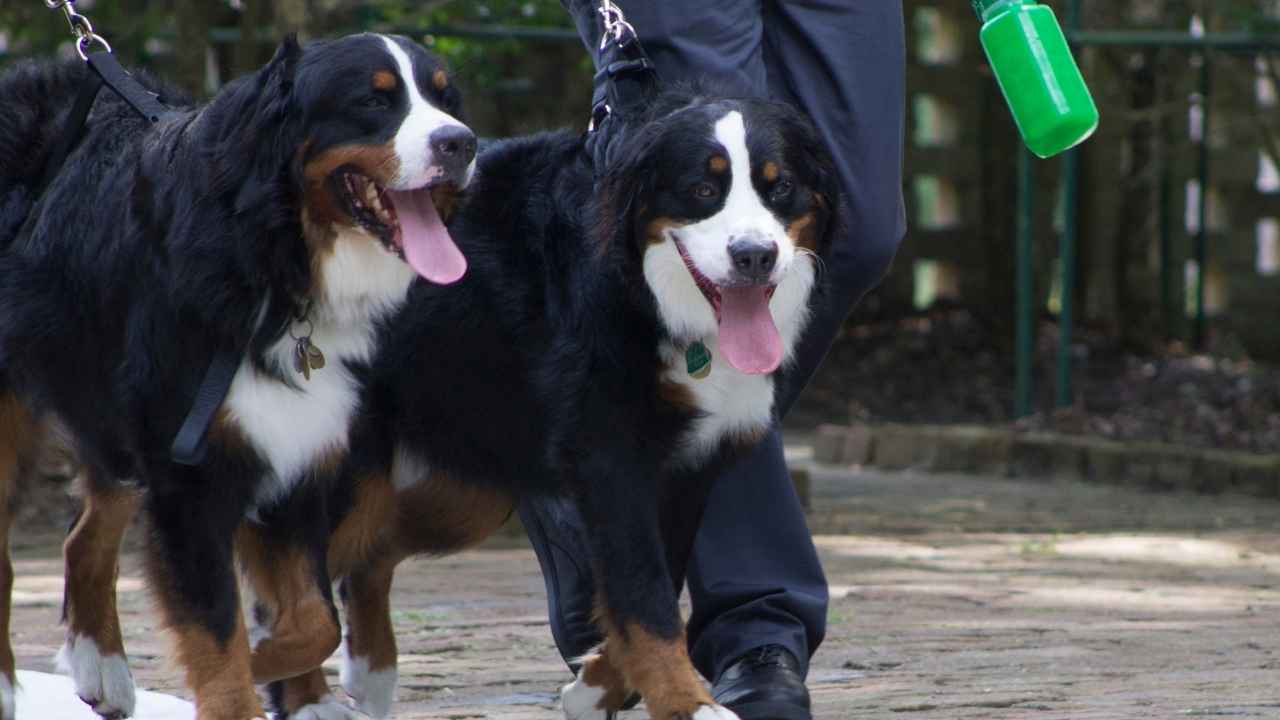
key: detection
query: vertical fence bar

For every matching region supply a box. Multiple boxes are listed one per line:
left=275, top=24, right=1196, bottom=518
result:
left=1194, top=47, right=1211, bottom=350
left=1159, top=112, right=1173, bottom=338
left=1056, top=0, right=1083, bottom=409
left=1057, top=149, right=1079, bottom=408
left=1016, top=147, right=1035, bottom=418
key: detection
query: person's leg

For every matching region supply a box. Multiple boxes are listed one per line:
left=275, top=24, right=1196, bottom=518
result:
left=763, top=0, right=909, bottom=418
left=684, top=430, right=825, bottom=681
left=683, top=0, right=907, bottom=677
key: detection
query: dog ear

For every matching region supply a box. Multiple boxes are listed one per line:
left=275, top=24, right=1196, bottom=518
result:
left=593, top=121, right=663, bottom=261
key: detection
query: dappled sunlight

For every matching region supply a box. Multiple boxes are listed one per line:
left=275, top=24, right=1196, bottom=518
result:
left=1004, top=581, right=1267, bottom=614
left=1054, top=535, right=1280, bottom=574
left=11, top=574, right=145, bottom=607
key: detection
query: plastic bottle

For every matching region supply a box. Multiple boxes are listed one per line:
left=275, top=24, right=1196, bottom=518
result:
left=973, top=0, right=1099, bottom=158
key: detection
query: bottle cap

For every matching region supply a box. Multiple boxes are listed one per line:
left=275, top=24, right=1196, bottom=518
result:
left=972, top=0, right=1024, bottom=22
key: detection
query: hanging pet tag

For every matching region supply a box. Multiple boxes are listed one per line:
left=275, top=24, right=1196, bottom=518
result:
left=686, top=341, right=711, bottom=379
left=294, top=337, right=326, bottom=381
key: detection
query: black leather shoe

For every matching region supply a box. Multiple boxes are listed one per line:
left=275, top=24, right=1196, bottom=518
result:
left=712, top=645, right=812, bottom=720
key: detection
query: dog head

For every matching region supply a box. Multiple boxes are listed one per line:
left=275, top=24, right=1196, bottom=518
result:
left=288, top=33, right=475, bottom=290
left=597, top=93, right=844, bottom=375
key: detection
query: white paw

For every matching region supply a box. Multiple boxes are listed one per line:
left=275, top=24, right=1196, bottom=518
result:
left=55, top=635, right=136, bottom=718
left=560, top=669, right=608, bottom=720
left=693, top=705, right=741, bottom=720
left=0, top=673, right=13, bottom=720
left=340, top=653, right=396, bottom=719
left=292, top=695, right=371, bottom=720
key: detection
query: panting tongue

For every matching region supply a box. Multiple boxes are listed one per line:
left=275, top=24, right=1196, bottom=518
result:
left=386, top=188, right=467, bottom=285
left=718, top=286, right=783, bottom=375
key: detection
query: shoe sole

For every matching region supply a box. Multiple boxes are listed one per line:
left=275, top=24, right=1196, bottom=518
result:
left=726, top=699, right=812, bottom=720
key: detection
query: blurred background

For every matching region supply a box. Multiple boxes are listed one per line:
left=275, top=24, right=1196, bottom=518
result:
left=3, top=0, right=1278, bottom=458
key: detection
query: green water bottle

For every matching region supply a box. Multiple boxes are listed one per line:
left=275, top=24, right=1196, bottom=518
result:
left=973, top=0, right=1099, bottom=158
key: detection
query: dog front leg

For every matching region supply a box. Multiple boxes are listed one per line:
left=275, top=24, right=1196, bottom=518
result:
left=337, top=560, right=399, bottom=719
left=145, top=483, right=264, bottom=720
left=60, top=470, right=141, bottom=720
left=567, top=457, right=739, bottom=720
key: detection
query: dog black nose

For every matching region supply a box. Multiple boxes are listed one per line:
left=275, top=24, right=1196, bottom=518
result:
left=430, top=125, right=477, bottom=180
left=728, top=238, right=778, bottom=282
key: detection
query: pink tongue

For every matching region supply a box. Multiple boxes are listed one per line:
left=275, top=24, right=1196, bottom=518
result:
left=718, top=286, right=783, bottom=374
left=385, top=188, right=467, bottom=285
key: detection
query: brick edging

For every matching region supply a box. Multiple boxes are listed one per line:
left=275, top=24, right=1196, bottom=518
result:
left=812, top=423, right=1280, bottom=499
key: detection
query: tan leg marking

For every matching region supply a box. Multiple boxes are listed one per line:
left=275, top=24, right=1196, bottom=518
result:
left=0, top=392, right=30, bottom=690
left=339, top=557, right=400, bottom=718
left=237, top=526, right=340, bottom=685
left=63, top=478, right=141, bottom=654
left=277, top=667, right=331, bottom=714
left=170, top=612, right=263, bottom=720
left=391, top=471, right=513, bottom=555
left=587, top=648, right=634, bottom=712
left=342, top=559, right=397, bottom=671
left=605, top=620, right=711, bottom=720
left=327, top=473, right=398, bottom=579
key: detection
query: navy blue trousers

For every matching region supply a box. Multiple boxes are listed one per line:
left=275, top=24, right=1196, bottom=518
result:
left=524, top=0, right=906, bottom=683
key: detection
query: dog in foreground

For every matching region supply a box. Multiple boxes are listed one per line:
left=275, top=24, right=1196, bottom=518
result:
left=244, top=86, right=845, bottom=719
left=0, top=34, right=475, bottom=719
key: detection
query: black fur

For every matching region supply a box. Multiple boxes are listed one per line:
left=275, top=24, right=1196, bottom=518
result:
left=0, top=32, right=465, bottom=669
left=347, top=86, right=845, bottom=644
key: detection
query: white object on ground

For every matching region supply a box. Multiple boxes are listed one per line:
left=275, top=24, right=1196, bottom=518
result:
left=15, top=670, right=193, bottom=720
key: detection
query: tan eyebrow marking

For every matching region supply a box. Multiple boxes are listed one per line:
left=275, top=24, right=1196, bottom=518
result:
left=709, top=156, right=729, bottom=174
left=432, top=69, right=449, bottom=91
left=762, top=161, right=780, bottom=182
left=372, top=71, right=397, bottom=91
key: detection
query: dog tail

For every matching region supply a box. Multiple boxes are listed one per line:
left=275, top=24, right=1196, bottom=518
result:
left=0, top=59, right=92, bottom=253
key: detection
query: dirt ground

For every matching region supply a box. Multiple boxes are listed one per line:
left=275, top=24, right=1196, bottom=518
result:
left=9, top=460, right=1280, bottom=719
left=789, top=308, right=1280, bottom=453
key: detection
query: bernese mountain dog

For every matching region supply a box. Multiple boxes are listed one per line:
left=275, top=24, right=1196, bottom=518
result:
left=0, top=33, right=474, bottom=719
left=248, top=86, right=845, bottom=720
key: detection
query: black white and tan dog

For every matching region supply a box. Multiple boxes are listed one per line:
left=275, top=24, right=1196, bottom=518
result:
left=0, top=33, right=475, bottom=719
left=247, top=86, right=845, bottom=720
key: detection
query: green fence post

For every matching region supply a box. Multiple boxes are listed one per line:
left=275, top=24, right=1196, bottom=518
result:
left=1193, top=45, right=1211, bottom=350
left=1057, top=148, right=1078, bottom=408
left=1056, top=0, right=1083, bottom=409
left=1016, top=146, right=1035, bottom=418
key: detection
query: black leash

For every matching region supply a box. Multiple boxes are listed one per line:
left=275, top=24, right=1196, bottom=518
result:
left=37, top=1, right=248, bottom=467
left=584, top=0, right=661, bottom=173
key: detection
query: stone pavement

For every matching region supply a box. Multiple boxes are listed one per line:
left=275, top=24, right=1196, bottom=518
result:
left=8, top=463, right=1280, bottom=719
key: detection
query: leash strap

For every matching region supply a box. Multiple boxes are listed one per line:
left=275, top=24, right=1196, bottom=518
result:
left=170, top=349, right=241, bottom=466
left=85, top=51, right=170, bottom=124
left=585, top=1, right=661, bottom=172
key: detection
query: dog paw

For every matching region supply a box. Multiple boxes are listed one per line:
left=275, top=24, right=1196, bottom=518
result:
left=340, top=654, right=396, bottom=719
left=689, top=705, right=741, bottom=720
left=292, top=695, right=371, bottom=720
left=56, top=635, right=136, bottom=719
left=560, top=673, right=609, bottom=720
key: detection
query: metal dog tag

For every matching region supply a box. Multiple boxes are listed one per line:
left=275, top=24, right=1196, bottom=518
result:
left=686, top=341, right=711, bottom=379
left=294, top=337, right=325, bottom=381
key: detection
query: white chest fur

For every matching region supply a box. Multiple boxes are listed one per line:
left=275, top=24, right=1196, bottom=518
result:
left=662, top=339, right=776, bottom=465
left=225, top=229, right=416, bottom=507
left=663, top=258, right=817, bottom=466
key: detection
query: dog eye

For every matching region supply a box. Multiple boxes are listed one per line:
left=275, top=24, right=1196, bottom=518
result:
left=770, top=180, right=794, bottom=201
left=692, top=182, right=719, bottom=200
left=360, top=94, right=391, bottom=110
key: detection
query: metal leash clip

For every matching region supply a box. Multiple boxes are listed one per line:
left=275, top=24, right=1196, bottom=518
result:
left=597, top=0, right=636, bottom=50
left=43, top=0, right=112, bottom=59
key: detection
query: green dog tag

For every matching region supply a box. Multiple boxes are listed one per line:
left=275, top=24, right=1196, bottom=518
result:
left=686, top=341, right=712, bottom=379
